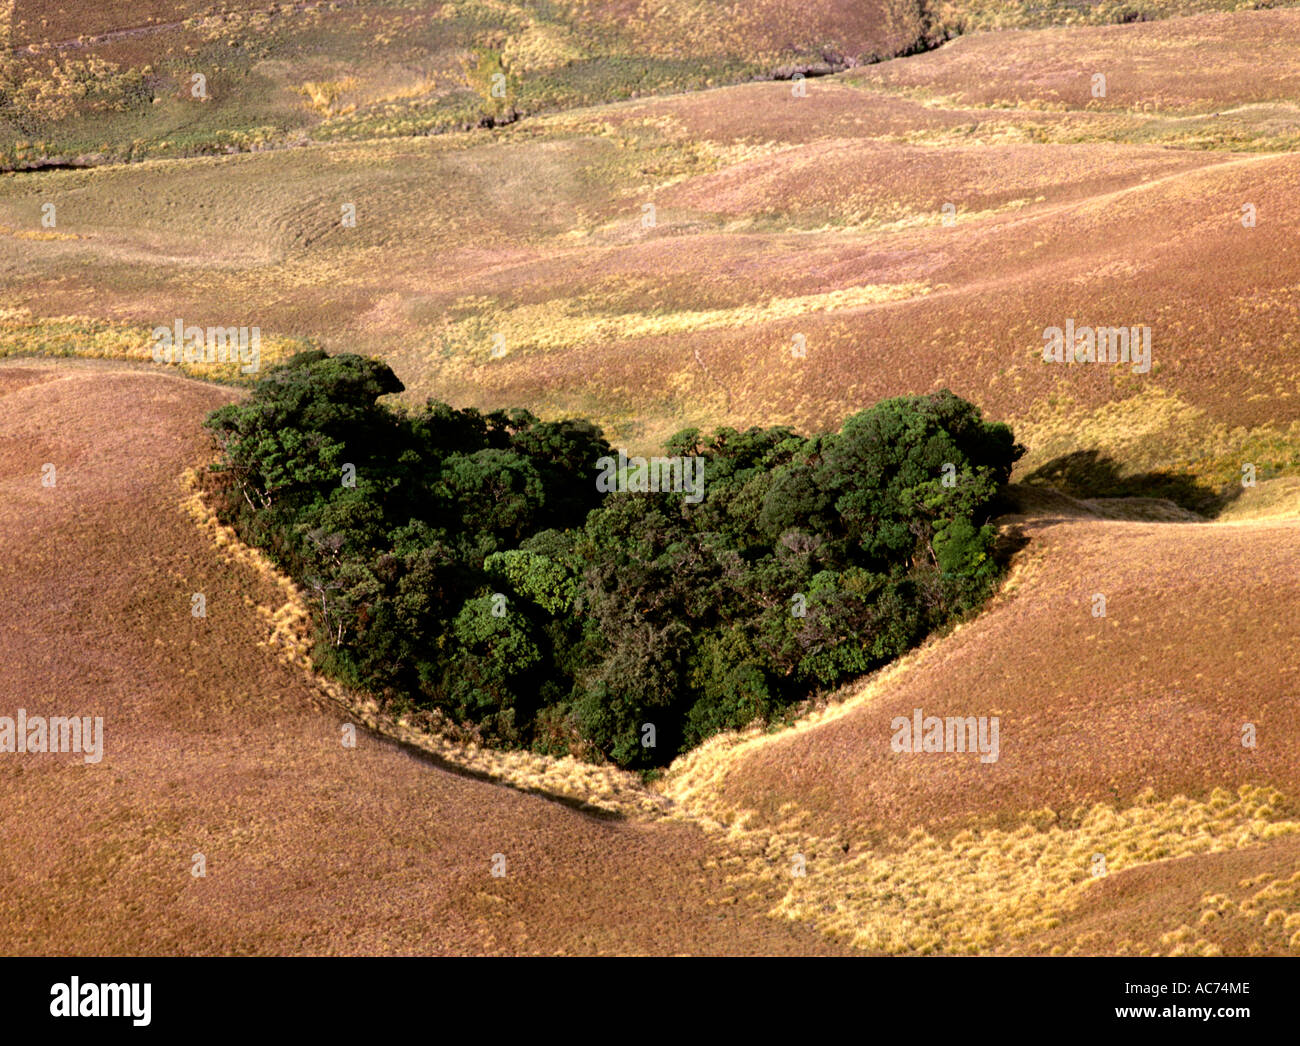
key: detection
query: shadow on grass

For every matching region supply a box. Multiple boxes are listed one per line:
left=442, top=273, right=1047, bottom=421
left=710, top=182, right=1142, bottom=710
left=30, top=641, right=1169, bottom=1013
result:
left=991, top=520, right=1031, bottom=568
left=1020, top=449, right=1242, bottom=518
left=371, top=729, right=630, bottom=822
left=299, top=685, right=631, bottom=824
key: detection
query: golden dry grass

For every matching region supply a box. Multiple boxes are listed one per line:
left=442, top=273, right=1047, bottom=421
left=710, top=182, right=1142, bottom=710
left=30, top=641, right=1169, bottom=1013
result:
left=438, top=282, right=933, bottom=360
left=0, top=306, right=302, bottom=382
left=770, top=785, right=1300, bottom=955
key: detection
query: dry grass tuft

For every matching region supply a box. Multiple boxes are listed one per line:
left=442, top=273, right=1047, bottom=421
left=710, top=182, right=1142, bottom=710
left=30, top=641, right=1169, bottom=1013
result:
left=299, top=78, right=359, bottom=117
left=768, top=785, right=1300, bottom=955
left=0, top=307, right=298, bottom=383
left=438, top=283, right=932, bottom=359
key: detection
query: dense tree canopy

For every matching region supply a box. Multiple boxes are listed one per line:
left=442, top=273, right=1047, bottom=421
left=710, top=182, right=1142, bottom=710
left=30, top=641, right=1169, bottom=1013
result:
left=205, top=352, right=1023, bottom=768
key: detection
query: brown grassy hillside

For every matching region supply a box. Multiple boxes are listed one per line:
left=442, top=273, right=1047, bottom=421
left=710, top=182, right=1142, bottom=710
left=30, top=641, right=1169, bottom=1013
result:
left=0, top=358, right=846, bottom=955
left=2, top=0, right=927, bottom=168
left=4, top=2, right=1300, bottom=959
left=661, top=495, right=1300, bottom=954
left=4, top=10, right=1300, bottom=500
left=3, top=360, right=1298, bottom=956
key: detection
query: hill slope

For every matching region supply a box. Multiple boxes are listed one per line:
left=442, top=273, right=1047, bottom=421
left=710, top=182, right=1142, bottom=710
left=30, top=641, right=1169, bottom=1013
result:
left=0, top=359, right=844, bottom=955
left=662, top=495, right=1300, bottom=954
left=4, top=9, right=1300, bottom=501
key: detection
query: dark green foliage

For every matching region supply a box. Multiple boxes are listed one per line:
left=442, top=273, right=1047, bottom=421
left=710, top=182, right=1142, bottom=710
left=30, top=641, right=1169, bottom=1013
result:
left=206, top=352, right=1024, bottom=768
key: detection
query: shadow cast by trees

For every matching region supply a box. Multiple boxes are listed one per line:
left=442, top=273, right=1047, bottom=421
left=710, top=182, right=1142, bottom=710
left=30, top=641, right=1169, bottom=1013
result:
left=991, top=520, right=1031, bottom=567
left=1020, top=449, right=1241, bottom=518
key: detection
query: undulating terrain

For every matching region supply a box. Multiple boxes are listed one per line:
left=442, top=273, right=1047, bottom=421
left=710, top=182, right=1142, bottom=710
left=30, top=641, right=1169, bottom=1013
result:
left=2, top=0, right=1300, bottom=955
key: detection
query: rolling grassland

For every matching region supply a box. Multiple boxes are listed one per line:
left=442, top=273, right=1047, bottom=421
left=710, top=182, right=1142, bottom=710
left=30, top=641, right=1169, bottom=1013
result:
left=5, top=10, right=1300, bottom=493
left=661, top=492, right=1300, bottom=953
left=2, top=2, right=1300, bottom=956
left=0, top=360, right=846, bottom=955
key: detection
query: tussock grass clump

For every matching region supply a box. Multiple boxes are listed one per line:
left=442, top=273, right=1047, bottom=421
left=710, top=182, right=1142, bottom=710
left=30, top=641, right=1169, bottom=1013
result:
left=1133, top=866, right=1300, bottom=956
left=769, top=785, right=1300, bottom=954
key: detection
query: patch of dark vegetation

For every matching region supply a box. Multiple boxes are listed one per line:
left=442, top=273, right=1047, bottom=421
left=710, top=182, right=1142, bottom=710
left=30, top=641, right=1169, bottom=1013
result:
left=764, top=49, right=861, bottom=81
left=204, top=351, right=1023, bottom=768
left=3, top=157, right=92, bottom=171
left=463, top=106, right=523, bottom=132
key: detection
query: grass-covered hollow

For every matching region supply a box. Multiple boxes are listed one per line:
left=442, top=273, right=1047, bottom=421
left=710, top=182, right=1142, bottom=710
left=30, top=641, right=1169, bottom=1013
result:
left=203, top=351, right=1024, bottom=768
